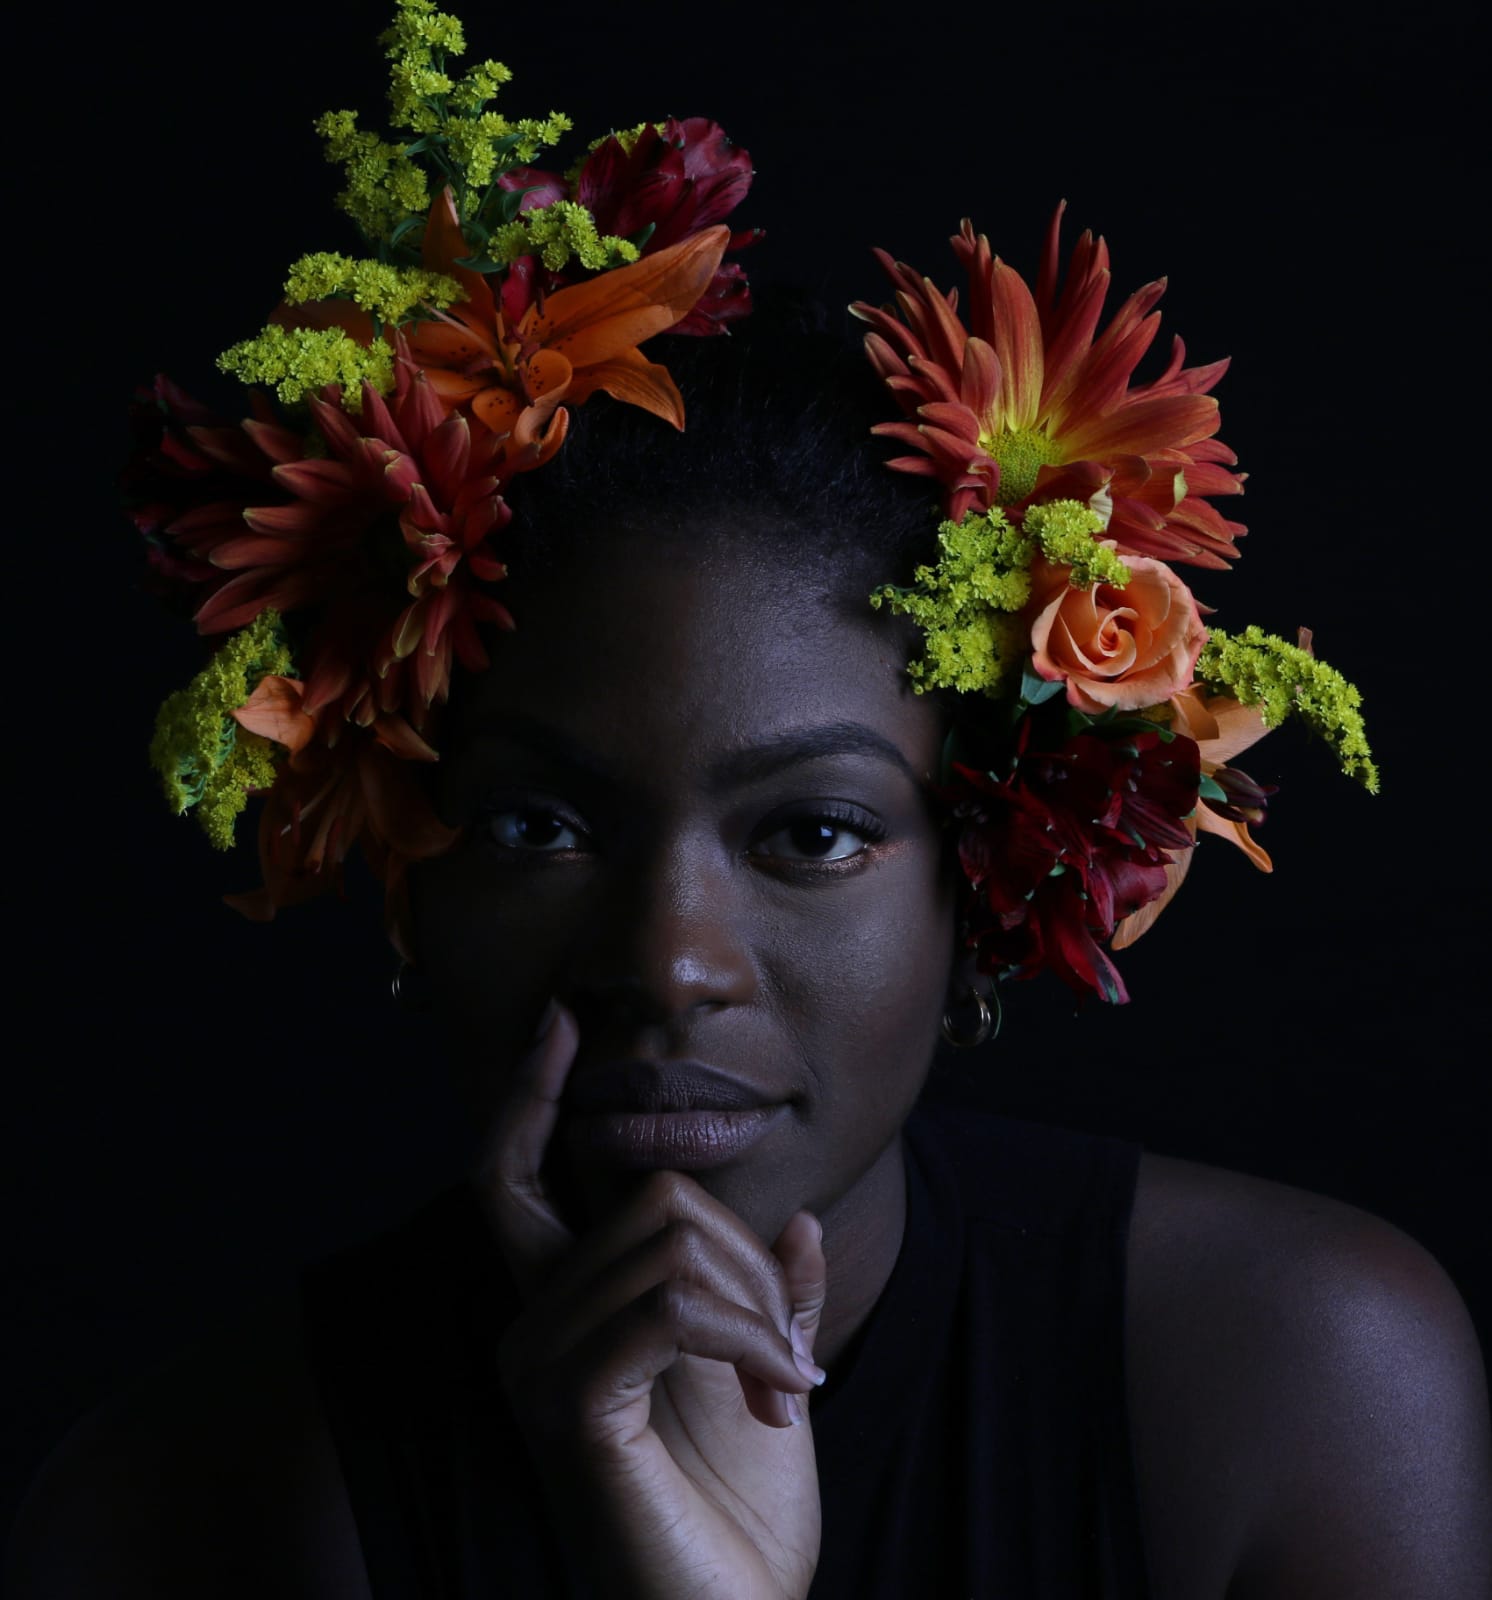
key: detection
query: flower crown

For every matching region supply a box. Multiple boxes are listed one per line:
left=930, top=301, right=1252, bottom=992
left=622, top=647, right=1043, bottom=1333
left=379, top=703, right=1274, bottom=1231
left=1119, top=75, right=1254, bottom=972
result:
left=851, top=214, right=1376, bottom=1002
left=132, top=0, right=760, bottom=955
left=133, top=0, right=1373, bottom=1006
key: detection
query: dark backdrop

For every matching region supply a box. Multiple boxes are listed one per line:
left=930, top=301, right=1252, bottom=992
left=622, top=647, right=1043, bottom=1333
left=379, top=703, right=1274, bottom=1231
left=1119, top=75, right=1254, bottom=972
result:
left=8, top=0, right=1484, bottom=1543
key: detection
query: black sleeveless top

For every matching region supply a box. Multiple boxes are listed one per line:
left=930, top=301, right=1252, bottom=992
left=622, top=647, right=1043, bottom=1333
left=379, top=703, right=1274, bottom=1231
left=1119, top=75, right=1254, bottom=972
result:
left=298, top=1102, right=1151, bottom=1597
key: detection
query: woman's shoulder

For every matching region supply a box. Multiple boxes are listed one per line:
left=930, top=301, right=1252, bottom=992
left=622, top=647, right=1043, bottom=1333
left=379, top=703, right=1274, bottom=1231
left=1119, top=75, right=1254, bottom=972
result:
left=1126, top=1151, right=1491, bottom=1599
left=4, top=1290, right=372, bottom=1600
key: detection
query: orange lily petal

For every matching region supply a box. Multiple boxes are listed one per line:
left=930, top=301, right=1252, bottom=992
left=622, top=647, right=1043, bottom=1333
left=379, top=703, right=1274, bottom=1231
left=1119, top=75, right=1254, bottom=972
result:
left=525, top=226, right=729, bottom=371
left=1195, top=803, right=1273, bottom=871
left=470, top=385, right=524, bottom=437
left=232, top=674, right=317, bottom=754
left=563, top=346, right=687, bottom=428
left=419, top=187, right=497, bottom=326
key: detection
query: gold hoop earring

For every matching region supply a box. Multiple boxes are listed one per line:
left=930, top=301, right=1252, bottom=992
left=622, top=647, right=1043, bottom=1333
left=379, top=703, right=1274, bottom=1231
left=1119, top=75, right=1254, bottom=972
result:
left=941, top=984, right=999, bottom=1049
left=391, top=961, right=433, bottom=1013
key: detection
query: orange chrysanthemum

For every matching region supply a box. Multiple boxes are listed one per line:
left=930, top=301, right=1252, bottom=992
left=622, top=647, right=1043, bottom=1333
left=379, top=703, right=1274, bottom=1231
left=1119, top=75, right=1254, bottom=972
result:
left=407, top=189, right=729, bottom=448
left=187, top=353, right=514, bottom=736
left=852, top=206, right=1247, bottom=570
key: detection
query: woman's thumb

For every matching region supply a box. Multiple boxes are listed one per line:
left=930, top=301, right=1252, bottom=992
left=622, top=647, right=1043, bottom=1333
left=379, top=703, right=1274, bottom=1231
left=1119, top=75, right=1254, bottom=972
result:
left=773, top=1210, right=828, bottom=1362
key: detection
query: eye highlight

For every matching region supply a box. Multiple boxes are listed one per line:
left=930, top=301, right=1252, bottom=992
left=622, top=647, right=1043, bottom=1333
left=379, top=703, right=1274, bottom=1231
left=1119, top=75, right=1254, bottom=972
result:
left=749, top=804, right=887, bottom=867
left=483, top=803, right=589, bottom=854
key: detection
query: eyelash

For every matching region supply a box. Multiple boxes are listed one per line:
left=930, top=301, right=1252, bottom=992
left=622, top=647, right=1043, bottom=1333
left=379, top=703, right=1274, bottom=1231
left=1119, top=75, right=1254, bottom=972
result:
left=474, top=796, right=888, bottom=873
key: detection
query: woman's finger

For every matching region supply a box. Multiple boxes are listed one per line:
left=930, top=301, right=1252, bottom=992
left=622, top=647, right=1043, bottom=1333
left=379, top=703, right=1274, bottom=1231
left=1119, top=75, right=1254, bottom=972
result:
left=504, top=1214, right=815, bottom=1383
left=773, top=1210, right=828, bottom=1365
left=540, top=1282, right=820, bottom=1441
left=524, top=1167, right=799, bottom=1341
left=476, top=1001, right=581, bottom=1284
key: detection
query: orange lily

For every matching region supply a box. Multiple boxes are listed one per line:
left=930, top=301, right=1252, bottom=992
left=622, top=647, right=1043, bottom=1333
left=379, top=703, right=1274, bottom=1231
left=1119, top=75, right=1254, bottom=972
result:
left=408, top=190, right=728, bottom=465
left=228, top=674, right=459, bottom=953
left=1112, top=685, right=1272, bottom=949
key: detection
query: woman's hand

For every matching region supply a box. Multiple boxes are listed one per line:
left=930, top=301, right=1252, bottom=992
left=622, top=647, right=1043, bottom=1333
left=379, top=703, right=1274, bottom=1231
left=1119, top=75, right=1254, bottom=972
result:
left=478, top=1004, right=828, bottom=1600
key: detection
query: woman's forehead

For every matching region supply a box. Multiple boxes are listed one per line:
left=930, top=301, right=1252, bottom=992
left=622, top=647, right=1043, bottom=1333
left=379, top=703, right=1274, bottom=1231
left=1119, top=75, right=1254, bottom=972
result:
left=447, top=541, right=944, bottom=782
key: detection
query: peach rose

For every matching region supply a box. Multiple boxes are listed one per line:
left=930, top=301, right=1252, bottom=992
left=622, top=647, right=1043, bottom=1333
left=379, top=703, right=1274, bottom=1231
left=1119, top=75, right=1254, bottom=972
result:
left=1026, top=549, right=1207, bottom=714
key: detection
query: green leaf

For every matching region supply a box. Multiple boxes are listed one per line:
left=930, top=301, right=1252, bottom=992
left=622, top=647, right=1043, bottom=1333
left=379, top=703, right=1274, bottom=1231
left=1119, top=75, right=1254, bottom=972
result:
left=1017, top=662, right=1066, bottom=707
left=1199, top=772, right=1229, bottom=803
left=453, top=255, right=508, bottom=275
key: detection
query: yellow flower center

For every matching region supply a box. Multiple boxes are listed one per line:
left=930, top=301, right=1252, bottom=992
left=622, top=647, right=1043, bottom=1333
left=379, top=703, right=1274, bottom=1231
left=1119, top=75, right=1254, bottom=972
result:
left=979, top=426, right=1065, bottom=506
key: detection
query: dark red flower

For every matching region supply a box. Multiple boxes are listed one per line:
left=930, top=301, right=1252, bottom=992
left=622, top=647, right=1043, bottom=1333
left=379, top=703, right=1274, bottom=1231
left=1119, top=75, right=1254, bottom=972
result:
left=574, top=118, right=762, bottom=333
left=121, top=376, right=289, bottom=614
left=950, top=714, right=1201, bottom=1003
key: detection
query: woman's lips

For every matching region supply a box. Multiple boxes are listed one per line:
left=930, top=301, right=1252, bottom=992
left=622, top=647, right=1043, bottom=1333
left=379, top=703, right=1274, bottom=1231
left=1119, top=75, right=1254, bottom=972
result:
left=560, top=1104, right=788, bottom=1170
left=558, top=1059, right=792, bottom=1170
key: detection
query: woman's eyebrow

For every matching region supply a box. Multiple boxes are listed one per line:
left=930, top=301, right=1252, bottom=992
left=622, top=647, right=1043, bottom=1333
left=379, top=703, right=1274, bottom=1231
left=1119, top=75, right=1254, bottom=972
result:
left=706, top=723, right=920, bottom=790
left=460, top=715, right=921, bottom=789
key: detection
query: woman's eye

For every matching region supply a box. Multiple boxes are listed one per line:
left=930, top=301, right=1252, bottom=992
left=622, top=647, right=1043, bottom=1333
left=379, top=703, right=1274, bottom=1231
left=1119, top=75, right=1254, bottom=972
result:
left=485, top=807, right=587, bottom=852
left=751, top=817, right=873, bottom=863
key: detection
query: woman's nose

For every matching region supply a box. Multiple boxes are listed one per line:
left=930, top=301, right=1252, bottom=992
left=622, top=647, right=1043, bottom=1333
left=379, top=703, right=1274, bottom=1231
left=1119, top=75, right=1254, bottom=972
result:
left=568, top=843, right=757, bottom=1028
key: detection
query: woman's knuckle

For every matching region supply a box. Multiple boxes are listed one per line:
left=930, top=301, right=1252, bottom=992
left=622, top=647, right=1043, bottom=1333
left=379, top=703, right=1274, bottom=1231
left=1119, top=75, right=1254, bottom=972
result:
left=652, top=1277, right=696, bottom=1332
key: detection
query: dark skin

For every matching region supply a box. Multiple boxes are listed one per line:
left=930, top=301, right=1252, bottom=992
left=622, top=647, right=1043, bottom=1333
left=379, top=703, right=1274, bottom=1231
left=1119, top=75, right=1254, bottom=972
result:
left=411, top=534, right=955, bottom=1594
left=7, top=534, right=1490, bottom=1597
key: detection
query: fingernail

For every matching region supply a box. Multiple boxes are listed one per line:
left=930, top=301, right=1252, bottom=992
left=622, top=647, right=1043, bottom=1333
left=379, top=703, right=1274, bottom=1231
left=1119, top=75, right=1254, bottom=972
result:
left=790, top=1316, right=825, bottom=1386
left=531, top=999, right=559, bottom=1044
left=788, top=1391, right=809, bottom=1426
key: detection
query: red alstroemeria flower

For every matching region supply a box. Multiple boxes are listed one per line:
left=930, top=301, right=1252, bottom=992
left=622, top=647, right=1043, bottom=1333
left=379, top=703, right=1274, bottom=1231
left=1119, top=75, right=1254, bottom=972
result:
left=951, top=715, right=1201, bottom=1002
left=408, top=189, right=729, bottom=445
left=168, top=349, right=514, bottom=734
left=575, top=118, right=761, bottom=334
left=852, top=206, right=1246, bottom=570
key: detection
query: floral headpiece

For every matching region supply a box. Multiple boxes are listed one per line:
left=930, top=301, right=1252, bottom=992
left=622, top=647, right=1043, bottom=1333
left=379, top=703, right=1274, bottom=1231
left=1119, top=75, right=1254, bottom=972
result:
left=133, top=1, right=1373, bottom=1009
left=852, top=213, right=1376, bottom=1002
left=131, top=0, right=760, bottom=954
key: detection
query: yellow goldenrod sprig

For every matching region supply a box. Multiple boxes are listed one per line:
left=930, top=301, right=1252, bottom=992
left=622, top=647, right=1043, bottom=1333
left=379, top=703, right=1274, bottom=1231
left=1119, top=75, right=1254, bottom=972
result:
left=149, top=613, right=294, bottom=849
left=871, top=500, right=1121, bottom=698
left=1198, top=625, right=1379, bottom=792
left=315, top=108, right=431, bottom=241
left=315, top=0, right=573, bottom=238
left=488, top=200, right=638, bottom=272
left=284, top=253, right=465, bottom=323
left=217, top=325, right=395, bottom=408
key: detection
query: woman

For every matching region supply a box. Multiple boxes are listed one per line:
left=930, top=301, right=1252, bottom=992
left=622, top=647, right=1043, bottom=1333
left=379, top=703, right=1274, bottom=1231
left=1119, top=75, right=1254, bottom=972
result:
left=8, top=3, right=1489, bottom=1593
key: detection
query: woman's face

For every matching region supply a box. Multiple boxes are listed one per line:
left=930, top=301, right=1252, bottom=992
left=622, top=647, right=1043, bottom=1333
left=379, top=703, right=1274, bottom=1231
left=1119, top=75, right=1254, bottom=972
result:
left=413, top=532, right=955, bottom=1244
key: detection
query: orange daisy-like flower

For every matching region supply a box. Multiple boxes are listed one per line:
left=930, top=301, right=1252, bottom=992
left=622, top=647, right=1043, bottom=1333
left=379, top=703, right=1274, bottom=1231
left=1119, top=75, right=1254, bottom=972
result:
left=851, top=205, right=1247, bottom=570
left=407, top=189, right=729, bottom=449
left=186, top=351, right=514, bottom=736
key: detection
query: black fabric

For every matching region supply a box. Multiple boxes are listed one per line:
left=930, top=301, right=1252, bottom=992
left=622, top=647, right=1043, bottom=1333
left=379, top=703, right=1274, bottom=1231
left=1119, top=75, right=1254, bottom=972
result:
left=298, top=1103, right=1150, bottom=1597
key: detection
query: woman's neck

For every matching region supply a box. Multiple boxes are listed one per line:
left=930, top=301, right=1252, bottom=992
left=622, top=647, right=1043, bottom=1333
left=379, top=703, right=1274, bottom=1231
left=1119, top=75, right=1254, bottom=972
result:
left=812, top=1132, right=909, bottom=1372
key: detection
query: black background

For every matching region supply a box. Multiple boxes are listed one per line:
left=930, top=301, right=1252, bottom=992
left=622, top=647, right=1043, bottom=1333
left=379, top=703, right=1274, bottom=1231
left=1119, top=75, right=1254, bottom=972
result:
left=8, top=0, right=1485, bottom=1542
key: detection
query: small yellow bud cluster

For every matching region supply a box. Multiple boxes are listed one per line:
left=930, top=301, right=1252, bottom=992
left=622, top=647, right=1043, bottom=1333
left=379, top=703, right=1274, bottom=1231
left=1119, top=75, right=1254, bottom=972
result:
left=315, top=109, right=431, bottom=239
left=149, top=613, right=295, bottom=849
left=871, top=500, right=1117, bottom=698
left=489, top=200, right=638, bottom=272
left=366, top=0, right=573, bottom=213
left=217, top=325, right=395, bottom=408
left=1198, top=625, right=1379, bottom=791
left=1023, top=501, right=1130, bottom=588
left=284, top=253, right=465, bottom=322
